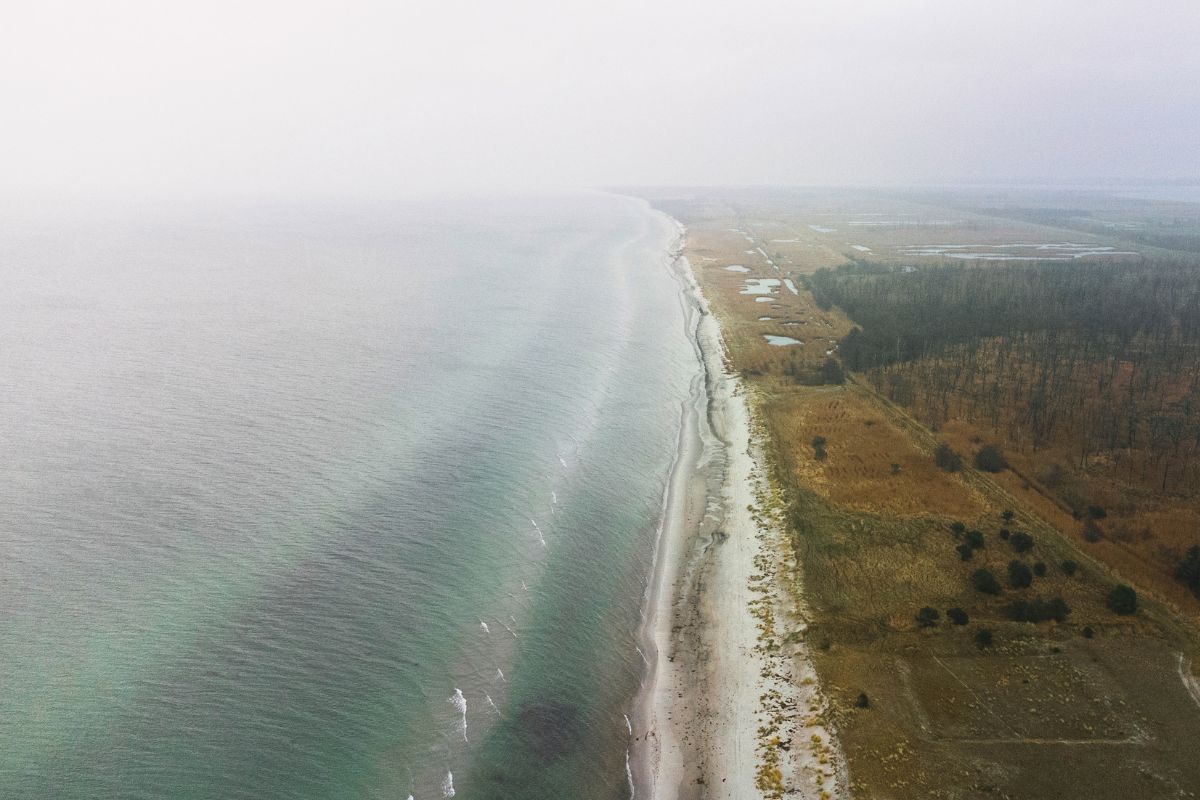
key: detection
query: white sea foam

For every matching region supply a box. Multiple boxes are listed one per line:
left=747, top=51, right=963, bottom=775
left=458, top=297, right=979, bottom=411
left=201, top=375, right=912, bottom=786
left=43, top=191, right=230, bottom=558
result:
left=551, top=491, right=557, bottom=504
left=449, top=689, right=467, bottom=742
left=558, top=456, right=568, bottom=468
left=530, top=519, right=546, bottom=547
left=625, top=749, right=635, bottom=799
left=520, top=580, right=528, bottom=592
left=442, top=771, right=455, bottom=798
left=496, top=668, right=506, bottom=682
left=624, top=713, right=632, bottom=735
left=485, top=693, right=502, bottom=716
left=479, top=619, right=489, bottom=634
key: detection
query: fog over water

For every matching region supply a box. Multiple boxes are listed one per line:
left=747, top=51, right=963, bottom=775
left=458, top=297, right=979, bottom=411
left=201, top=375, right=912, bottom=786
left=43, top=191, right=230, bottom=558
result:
left=3, top=0, right=1199, bottom=200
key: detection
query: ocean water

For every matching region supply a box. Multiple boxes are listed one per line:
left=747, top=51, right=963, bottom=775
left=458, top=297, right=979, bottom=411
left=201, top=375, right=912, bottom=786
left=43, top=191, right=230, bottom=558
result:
left=0, top=193, right=697, bottom=799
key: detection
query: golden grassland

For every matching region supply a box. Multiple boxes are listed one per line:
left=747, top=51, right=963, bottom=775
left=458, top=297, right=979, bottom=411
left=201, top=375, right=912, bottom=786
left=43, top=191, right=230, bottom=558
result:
left=642, top=187, right=1200, bottom=799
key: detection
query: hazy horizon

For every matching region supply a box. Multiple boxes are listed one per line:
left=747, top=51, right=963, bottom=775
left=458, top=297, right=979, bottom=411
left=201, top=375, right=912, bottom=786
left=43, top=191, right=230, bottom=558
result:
left=4, top=0, right=1199, bottom=200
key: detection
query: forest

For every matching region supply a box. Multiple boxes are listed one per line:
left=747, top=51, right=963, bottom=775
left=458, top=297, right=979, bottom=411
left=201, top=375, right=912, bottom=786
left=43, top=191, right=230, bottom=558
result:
left=808, top=258, right=1200, bottom=495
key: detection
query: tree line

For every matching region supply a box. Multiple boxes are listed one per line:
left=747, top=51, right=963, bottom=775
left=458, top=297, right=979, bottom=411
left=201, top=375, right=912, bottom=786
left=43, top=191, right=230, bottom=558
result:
left=808, top=258, right=1200, bottom=493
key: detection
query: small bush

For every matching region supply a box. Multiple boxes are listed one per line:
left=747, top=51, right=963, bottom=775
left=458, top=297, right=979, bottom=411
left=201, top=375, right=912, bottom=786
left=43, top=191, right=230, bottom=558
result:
left=975, top=628, right=994, bottom=649
left=971, top=568, right=1002, bottom=595
left=999, top=528, right=1010, bottom=540
left=935, top=443, right=963, bottom=472
left=855, top=692, right=870, bottom=709
left=890, top=462, right=901, bottom=475
left=1082, top=626, right=1095, bottom=639
left=1061, top=560, right=1079, bottom=577
left=1009, top=531, right=1034, bottom=553
left=974, top=444, right=1008, bottom=472
left=1001, top=509, right=1015, bottom=523
left=1006, top=596, right=1071, bottom=623
left=1082, top=518, right=1104, bottom=542
left=946, top=607, right=969, bottom=625
left=819, top=357, right=845, bottom=385
left=956, top=543, right=974, bottom=561
left=916, top=606, right=941, bottom=628
left=814, top=446, right=827, bottom=461
left=1087, top=504, right=1107, bottom=520
left=812, top=436, right=827, bottom=448
left=1106, top=584, right=1138, bottom=615
left=1008, top=560, right=1033, bottom=589
left=965, top=530, right=985, bottom=550
left=1175, top=545, right=1200, bottom=599
left=950, top=521, right=966, bottom=537
left=1033, top=561, right=1047, bottom=577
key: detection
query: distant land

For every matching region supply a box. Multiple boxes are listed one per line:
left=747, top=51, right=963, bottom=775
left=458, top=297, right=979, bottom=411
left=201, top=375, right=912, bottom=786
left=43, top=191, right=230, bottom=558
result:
left=631, top=185, right=1200, bottom=799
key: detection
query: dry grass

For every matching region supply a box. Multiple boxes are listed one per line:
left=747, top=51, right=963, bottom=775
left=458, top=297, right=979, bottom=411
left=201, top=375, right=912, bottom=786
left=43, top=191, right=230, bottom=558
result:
left=766, top=387, right=988, bottom=518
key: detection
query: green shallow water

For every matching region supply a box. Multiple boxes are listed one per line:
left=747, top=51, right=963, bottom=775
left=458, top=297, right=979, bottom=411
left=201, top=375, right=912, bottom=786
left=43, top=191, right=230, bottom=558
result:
left=0, top=193, right=697, bottom=799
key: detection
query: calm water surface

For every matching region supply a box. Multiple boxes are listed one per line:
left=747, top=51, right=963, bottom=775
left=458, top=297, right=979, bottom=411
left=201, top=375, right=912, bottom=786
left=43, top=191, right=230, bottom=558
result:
left=0, top=193, right=695, bottom=799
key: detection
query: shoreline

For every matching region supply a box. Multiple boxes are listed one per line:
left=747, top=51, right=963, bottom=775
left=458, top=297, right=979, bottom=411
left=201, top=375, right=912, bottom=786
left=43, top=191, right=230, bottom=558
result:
left=632, top=214, right=846, bottom=799
left=631, top=222, right=713, bottom=799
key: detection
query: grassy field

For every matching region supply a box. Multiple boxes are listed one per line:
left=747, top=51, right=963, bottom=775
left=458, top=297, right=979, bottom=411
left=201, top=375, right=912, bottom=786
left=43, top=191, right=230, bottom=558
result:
left=636, top=187, right=1200, bottom=799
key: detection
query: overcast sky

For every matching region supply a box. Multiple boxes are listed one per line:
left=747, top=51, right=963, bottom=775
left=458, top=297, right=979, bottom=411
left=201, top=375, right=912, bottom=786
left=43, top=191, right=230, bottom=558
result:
left=3, top=0, right=1199, bottom=198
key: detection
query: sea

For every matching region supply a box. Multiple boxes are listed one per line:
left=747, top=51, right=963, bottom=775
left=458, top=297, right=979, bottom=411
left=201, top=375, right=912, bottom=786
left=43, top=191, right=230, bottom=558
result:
left=0, top=192, right=699, bottom=799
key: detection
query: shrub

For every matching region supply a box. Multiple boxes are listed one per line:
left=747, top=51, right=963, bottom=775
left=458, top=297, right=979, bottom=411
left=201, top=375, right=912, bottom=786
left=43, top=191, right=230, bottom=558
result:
left=1082, top=518, right=1104, bottom=542
left=1082, top=626, right=1095, bottom=639
left=971, top=568, right=1002, bottom=595
left=1008, top=560, right=1033, bottom=589
left=814, top=446, right=827, bottom=461
left=956, top=543, right=974, bottom=561
left=1033, top=561, right=1047, bottom=577
left=916, top=606, right=941, bottom=628
left=855, top=692, right=870, bottom=709
left=819, top=357, right=845, bottom=385
left=999, top=528, right=1010, bottom=540
left=1106, top=584, right=1138, bottom=615
left=1176, top=546, right=1200, bottom=598
left=935, top=443, right=963, bottom=472
left=965, top=530, right=985, bottom=550
left=1001, top=509, right=1015, bottom=523
left=946, top=607, right=969, bottom=625
left=890, top=462, right=901, bottom=475
left=950, top=521, right=966, bottom=537
left=1061, top=560, right=1079, bottom=576
left=1009, top=531, right=1034, bottom=553
left=974, top=444, right=1008, bottom=472
left=1087, top=504, right=1107, bottom=519
left=975, top=628, right=994, bottom=649
left=812, top=436, right=827, bottom=448
left=1006, top=596, right=1071, bottom=623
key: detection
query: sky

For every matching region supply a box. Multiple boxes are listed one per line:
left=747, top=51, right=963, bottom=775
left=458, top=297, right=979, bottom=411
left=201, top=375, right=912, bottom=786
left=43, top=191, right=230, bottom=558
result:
left=3, top=0, right=1199, bottom=198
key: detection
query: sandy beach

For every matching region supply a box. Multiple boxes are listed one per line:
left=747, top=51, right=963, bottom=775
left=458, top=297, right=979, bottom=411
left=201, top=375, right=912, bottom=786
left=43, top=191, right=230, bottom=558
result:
left=633, top=223, right=845, bottom=799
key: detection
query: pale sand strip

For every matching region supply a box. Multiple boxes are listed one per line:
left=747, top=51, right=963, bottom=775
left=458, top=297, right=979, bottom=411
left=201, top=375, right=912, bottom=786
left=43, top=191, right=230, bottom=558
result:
left=634, top=221, right=847, bottom=800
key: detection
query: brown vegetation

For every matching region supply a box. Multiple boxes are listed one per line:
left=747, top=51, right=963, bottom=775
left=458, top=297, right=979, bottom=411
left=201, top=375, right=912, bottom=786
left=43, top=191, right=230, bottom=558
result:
left=639, top=186, right=1200, bottom=800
